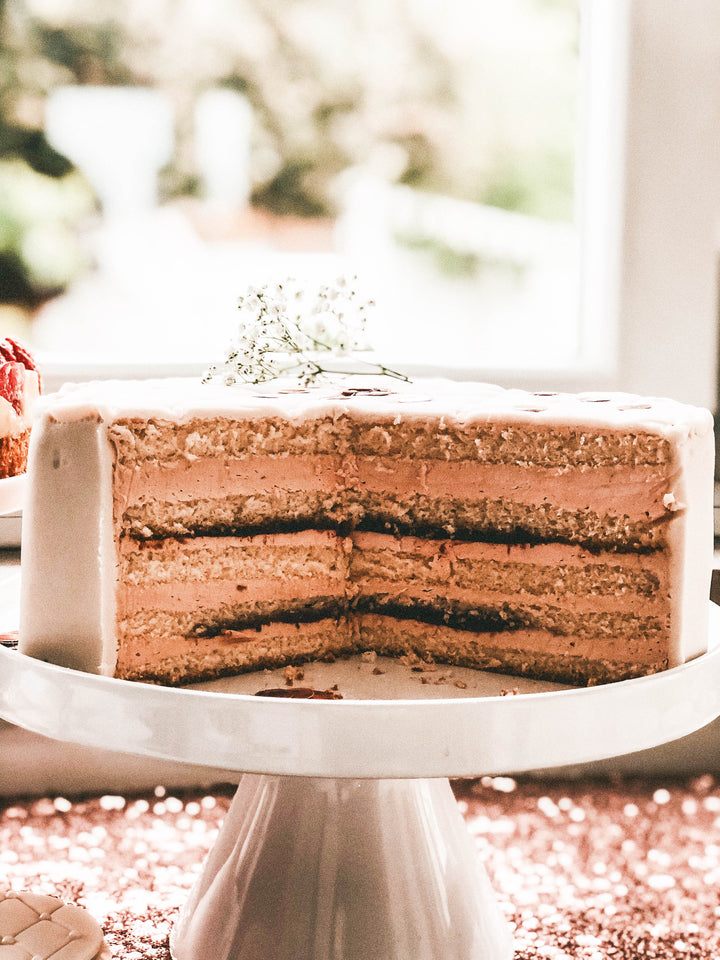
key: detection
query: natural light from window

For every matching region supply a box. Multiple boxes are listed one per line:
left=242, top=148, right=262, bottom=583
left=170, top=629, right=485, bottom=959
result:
left=0, top=0, right=580, bottom=381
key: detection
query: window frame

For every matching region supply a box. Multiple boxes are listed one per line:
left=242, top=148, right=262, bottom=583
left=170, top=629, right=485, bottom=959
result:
left=400, top=0, right=720, bottom=411
left=36, top=0, right=720, bottom=411
left=610, top=0, right=720, bottom=412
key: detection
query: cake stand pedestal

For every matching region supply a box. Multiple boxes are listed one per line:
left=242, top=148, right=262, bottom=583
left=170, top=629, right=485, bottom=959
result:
left=2, top=605, right=720, bottom=960
left=172, top=774, right=509, bottom=960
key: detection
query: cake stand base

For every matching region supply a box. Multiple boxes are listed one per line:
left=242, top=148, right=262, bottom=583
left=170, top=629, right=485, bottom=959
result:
left=170, top=775, right=514, bottom=960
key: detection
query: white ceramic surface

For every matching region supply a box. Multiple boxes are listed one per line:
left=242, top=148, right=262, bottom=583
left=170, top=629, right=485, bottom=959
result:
left=0, top=474, right=25, bottom=516
left=170, top=774, right=514, bottom=960
left=1, top=604, right=719, bottom=780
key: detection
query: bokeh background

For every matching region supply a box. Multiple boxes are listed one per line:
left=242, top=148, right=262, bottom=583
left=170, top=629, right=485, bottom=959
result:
left=0, top=0, right=579, bottom=370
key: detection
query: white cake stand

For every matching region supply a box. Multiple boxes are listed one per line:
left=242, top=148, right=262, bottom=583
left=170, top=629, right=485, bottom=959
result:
left=2, top=606, right=720, bottom=960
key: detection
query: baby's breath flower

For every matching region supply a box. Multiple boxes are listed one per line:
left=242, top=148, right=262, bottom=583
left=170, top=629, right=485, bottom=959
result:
left=204, top=276, right=409, bottom=386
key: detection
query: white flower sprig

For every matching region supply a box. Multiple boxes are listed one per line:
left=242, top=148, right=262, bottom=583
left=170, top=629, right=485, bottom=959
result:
left=203, top=276, right=409, bottom=386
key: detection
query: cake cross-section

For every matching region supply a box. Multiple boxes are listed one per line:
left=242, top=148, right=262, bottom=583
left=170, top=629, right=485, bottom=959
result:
left=19, top=377, right=715, bottom=687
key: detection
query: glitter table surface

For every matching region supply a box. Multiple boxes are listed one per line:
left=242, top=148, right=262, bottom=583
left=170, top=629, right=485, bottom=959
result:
left=3, top=776, right=720, bottom=960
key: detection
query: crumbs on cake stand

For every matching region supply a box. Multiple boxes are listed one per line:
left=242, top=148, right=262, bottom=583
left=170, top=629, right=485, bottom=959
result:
left=253, top=664, right=344, bottom=699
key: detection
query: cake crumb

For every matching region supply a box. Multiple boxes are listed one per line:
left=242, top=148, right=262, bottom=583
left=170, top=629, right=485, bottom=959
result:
left=422, top=674, right=448, bottom=685
left=399, top=652, right=420, bottom=667
left=361, top=650, right=377, bottom=663
left=454, top=679, right=467, bottom=689
left=371, top=666, right=385, bottom=675
left=284, top=665, right=305, bottom=686
left=400, top=652, right=437, bottom=673
left=500, top=688, right=519, bottom=697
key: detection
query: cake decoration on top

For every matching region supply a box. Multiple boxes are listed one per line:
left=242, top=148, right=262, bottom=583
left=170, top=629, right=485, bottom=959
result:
left=202, top=276, right=410, bottom=386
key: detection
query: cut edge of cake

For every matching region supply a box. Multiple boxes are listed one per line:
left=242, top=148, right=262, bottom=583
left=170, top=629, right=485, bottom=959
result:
left=18, top=377, right=715, bottom=688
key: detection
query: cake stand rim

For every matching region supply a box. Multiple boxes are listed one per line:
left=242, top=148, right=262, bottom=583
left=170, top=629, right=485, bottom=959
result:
left=1, top=603, right=718, bottom=779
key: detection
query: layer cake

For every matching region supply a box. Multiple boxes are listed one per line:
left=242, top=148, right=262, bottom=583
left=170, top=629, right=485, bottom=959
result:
left=19, top=377, right=714, bottom=686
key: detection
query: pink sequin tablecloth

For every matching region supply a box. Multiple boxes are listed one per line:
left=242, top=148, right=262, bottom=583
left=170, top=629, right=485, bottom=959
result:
left=3, top=776, right=720, bottom=959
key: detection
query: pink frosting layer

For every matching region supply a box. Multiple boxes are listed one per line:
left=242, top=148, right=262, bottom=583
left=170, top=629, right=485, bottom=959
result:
left=118, top=576, right=346, bottom=615
left=114, top=454, right=678, bottom=525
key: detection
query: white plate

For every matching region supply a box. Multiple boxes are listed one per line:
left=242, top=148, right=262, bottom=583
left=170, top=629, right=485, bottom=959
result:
left=0, top=474, right=25, bottom=516
left=2, top=604, right=719, bottom=779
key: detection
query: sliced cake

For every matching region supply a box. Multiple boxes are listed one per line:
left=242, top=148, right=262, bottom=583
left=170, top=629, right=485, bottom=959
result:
left=19, top=377, right=714, bottom=687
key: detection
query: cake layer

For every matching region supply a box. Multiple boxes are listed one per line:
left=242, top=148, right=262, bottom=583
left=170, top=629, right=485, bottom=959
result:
left=114, top=454, right=677, bottom=510
left=118, top=531, right=351, bottom=586
left=109, top=414, right=674, bottom=467
left=114, top=610, right=667, bottom=686
left=118, top=592, right=665, bottom=644
left=114, top=530, right=671, bottom=684
left=115, top=618, right=352, bottom=684
left=114, top=454, right=675, bottom=550
left=119, top=492, right=671, bottom=551
left=350, top=535, right=664, bottom=598
left=118, top=532, right=669, bottom=598
left=354, top=616, right=666, bottom=685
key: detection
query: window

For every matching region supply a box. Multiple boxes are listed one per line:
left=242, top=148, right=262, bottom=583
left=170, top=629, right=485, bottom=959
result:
left=1, top=0, right=718, bottom=409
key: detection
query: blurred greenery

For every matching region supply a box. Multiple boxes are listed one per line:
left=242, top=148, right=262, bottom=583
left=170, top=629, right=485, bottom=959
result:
left=482, top=145, right=575, bottom=222
left=0, top=0, right=577, bottom=305
left=0, top=160, right=94, bottom=299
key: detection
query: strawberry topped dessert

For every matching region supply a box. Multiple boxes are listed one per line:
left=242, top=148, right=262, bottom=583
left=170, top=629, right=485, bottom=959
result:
left=0, top=336, right=41, bottom=478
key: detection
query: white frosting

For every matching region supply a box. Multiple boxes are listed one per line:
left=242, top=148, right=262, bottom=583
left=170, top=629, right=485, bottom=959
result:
left=34, top=375, right=713, bottom=439
left=19, top=376, right=715, bottom=679
left=20, top=414, right=117, bottom=674
left=666, top=414, right=715, bottom=666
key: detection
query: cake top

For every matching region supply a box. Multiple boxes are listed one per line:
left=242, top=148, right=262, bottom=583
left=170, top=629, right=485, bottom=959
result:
left=35, top=375, right=713, bottom=441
